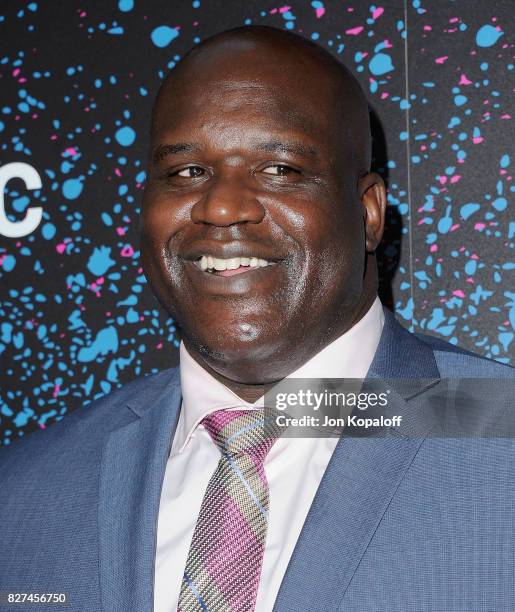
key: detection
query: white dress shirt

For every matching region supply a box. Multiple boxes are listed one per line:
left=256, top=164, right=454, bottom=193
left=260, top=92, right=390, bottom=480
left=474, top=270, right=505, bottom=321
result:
left=154, top=296, right=385, bottom=611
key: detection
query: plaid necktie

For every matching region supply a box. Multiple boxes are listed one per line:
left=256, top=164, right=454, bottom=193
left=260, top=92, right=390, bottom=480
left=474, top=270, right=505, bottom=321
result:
left=177, top=409, right=283, bottom=612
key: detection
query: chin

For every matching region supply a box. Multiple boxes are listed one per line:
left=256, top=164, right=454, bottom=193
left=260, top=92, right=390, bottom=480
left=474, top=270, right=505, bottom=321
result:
left=189, top=320, right=282, bottom=374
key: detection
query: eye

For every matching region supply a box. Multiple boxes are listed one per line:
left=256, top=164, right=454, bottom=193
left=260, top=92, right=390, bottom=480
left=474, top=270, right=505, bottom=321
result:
left=172, top=166, right=205, bottom=178
left=261, top=164, right=300, bottom=176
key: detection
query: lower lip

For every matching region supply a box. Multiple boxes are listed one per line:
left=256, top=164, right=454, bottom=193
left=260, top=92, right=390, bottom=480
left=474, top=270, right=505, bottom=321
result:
left=183, top=260, right=283, bottom=294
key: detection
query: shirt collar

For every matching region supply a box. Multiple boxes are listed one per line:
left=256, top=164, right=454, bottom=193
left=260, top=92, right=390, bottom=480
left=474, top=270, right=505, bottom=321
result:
left=174, top=296, right=384, bottom=454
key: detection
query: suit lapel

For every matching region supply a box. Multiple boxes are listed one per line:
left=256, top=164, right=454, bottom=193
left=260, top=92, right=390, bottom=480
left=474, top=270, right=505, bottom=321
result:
left=98, top=368, right=181, bottom=612
left=274, top=309, right=441, bottom=611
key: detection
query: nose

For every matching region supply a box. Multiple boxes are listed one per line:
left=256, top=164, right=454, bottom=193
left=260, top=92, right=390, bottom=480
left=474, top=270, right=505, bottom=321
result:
left=190, top=171, right=265, bottom=226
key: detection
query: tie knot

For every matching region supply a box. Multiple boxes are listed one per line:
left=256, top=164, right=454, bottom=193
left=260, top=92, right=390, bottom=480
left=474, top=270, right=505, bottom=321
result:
left=201, top=409, right=283, bottom=461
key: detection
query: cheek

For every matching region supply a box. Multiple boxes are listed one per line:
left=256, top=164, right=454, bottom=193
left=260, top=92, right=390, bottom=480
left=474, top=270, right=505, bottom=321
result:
left=140, top=201, right=186, bottom=311
left=141, top=190, right=190, bottom=265
left=296, top=202, right=365, bottom=301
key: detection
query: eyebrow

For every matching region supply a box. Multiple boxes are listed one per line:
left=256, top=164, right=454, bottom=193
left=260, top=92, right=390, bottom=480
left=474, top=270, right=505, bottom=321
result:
left=152, top=143, right=200, bottom=165
left=254, top=140, right=320, bottom=159
left=151, top=139, right=319, bottom=166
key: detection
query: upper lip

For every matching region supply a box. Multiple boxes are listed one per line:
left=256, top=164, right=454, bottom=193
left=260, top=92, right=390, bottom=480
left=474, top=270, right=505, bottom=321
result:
left=179, top=241, right=286, bottom=262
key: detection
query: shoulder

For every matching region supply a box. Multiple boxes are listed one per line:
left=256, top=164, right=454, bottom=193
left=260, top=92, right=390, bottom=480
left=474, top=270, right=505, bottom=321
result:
left=414, top=331, right=514, bottom=379
left=0, top=366, right=180, bottom=470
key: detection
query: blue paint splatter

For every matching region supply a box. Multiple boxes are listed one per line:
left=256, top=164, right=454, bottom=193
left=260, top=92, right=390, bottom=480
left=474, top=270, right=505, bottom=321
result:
left=87, top=246, right=115, bottom=276
left=62, top=178, right=83, bottom=200
left=492, top=197, right=507, bottom=212
left=41, top=222, right=56, bottom=239
left=460, top=203, right=480, bottom=220
left=118, top=0, right=134, bottom=11
left=476, top=24, right=503, bottom=48
left=369, top=53, right=394, bottom=75
left=115, top=126, right=136, bottom=147
left=77, top=327, right=119, bottom=362
left=2, top=255, right=16, bottom=272
left=151, top=25, right=179, bottom=48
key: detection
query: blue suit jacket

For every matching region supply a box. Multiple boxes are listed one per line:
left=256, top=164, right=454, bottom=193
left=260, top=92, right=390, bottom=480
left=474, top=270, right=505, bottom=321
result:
left=1, top=309, right=514, bottom=611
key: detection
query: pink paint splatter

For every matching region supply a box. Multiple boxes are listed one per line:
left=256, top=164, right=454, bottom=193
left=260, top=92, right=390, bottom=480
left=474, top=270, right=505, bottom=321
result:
left=435, top=56, right=448, bottom=64
left=459, top=74, right=472, bottom=85
left=372, top=7, right=384, bottom=19
left=346, top=26, right=364, bottom=35
left=91, top=276, right=105, bottom=292
left=315, top=6, right=325, bottom=18
left=452, top=290, right=465, bottom=298
left=121, top=245, right=134, bottom=257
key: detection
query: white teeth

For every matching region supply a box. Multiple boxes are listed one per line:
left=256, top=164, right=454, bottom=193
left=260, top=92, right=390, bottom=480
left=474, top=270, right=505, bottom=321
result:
left=226, top=257, right=240, bottom=270
left=197, top=255, right=274, bottom=272
left=213, top=257, right=227, bottom=271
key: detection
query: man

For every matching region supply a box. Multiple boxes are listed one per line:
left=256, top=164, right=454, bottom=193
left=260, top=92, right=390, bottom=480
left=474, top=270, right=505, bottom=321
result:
left=1, top=26, right=514, bottom=612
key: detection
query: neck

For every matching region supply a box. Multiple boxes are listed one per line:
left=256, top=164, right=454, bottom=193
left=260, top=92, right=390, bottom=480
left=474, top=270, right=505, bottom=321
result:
left=185, top=345, right=266, bottom=403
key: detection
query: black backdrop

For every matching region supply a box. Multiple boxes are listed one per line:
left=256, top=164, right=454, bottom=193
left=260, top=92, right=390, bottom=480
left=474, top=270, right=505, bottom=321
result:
left=0, top=0, right=513, bottom=446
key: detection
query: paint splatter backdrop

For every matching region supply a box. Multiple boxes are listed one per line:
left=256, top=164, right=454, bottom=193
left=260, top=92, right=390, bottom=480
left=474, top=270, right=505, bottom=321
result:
left=0, top=1, right=513, bottom=445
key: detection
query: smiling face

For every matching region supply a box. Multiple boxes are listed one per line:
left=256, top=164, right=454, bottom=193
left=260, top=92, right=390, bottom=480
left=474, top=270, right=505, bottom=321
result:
left=141, top=28, right=386, bottom=385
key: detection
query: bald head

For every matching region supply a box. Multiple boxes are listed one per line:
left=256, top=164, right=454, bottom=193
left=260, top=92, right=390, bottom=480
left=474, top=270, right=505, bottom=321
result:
left=150, top=25, right=372, bottom=179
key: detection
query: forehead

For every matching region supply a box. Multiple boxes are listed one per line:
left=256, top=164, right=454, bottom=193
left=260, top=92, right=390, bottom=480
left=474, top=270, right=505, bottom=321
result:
left=151, top=44, right=343, bottom=148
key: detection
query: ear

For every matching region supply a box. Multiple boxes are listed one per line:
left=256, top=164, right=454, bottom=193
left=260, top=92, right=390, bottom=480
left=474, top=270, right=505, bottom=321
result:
left=358, top=172, right=387, bottom=252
